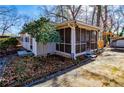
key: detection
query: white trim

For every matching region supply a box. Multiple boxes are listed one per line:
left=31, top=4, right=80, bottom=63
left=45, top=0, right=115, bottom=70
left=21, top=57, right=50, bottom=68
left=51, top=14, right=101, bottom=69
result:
left=32, top=38, right=38, bottom=56
left=76, top=51, right=87, bottom=57
left=55, top=51, right=71, bottom=58
left=71, top=27, right=76, bottom=59
left=75, top=49, right=97, bottom=57
left=56, top=20, right=100, bottom=30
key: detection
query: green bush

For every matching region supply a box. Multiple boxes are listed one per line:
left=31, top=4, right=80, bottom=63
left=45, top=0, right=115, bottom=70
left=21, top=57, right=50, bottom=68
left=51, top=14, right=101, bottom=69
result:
left=0, top=38, right=9, bottom=50
left=0, top=38, right=18, bottom=53
left=6, top=38, right=18, bottom=47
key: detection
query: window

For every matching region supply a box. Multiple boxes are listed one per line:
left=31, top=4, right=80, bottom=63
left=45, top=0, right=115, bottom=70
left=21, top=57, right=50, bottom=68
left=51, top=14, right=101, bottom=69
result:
left=91, top=31, right=96, bottom=42
left=76, top=45, right=80, bottom=53
left=56, top=28, right=71, bottom=53
left=25, top=37, right=29, bottom=42
left=65, top=45, right=71, bottom=53
left=91, top=43, right=95, bottom=49
left=94, top=43, right=97, bottom=49
left=65, top=28, right=71, bottom=43
left=60, top=44, right=64, bottom=52
left=76, top=28, right=87, bottom=53
left=76, top=27, right=80, bottom=43
left=59, top=29, right=64, bottom=43
left=81, top=29, right=86, bottom=43
left=90, top=31, right=97, bottom=49
left=86, top=31, right=90, bottom=42
left=56, top=43, right=59, bottom=51
left=81, top=44, right=86, bottom=52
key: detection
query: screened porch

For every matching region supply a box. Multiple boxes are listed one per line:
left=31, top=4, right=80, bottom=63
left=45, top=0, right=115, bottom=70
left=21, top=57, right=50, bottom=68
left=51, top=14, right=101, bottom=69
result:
left=55, top=21, right=99, bottom=59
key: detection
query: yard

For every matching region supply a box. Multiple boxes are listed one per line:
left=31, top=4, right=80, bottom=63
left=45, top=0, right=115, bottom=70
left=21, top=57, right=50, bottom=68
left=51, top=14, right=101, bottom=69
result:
left=0, top=48, right=124, bottom=87
left=34, top=48, right=124, bottom=87
left=0, top=54, right=86, bottom=87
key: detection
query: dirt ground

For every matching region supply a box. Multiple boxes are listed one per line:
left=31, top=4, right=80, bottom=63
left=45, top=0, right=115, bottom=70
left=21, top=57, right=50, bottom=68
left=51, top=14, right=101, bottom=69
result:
left=34, top=48, right=124, bottom=87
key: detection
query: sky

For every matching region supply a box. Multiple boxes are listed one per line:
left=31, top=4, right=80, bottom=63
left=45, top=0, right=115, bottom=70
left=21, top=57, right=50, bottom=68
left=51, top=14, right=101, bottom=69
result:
left=0, top=5, right=124, bottom=36
left=0, top=5, right=42, bottom=36
left=15, top=5, right=41, bottom=19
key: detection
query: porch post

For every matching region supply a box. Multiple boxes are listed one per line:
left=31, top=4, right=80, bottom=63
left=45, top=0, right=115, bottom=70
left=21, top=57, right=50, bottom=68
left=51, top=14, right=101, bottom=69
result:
left=71, top=27, right=76, bottom=59
left=96, top=31, right=98, bottom=49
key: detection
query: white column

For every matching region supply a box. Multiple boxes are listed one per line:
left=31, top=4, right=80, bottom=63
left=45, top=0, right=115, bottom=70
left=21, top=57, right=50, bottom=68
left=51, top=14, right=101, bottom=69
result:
left=71, top=27, right=76, bottom=59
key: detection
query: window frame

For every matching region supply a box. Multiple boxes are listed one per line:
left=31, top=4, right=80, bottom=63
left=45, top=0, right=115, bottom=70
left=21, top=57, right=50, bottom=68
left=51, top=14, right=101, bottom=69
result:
left=56, top=27, right=71, bottom=54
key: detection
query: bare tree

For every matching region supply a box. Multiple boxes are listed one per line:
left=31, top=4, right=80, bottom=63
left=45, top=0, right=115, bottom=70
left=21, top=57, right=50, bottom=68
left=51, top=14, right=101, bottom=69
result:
left=0, top=7, right=21, bottom=36
left=101, top=5, right=108, bottom=32
left=39, top=5, right=82, bottom=22
left=100, top=6, right=108, bottom=45
left=66, top=5, right=82, bottom=20
left=120, top=5, right=124, bottom=17
left=0, top=7, right=27, bottom=36
left=96, top=5, right=102, bottom=27
left=91, top=6, right=96, bottom=25
left=39, top=5, right=124, bottom=39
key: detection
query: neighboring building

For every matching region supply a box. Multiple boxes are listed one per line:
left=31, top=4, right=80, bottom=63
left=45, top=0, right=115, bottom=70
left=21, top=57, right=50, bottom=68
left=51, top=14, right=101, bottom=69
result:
left=0, top=36, right=10, bottom=38
left=19, top=20, right=100, bottom=59
left=110, top=37, right=124, bottom=48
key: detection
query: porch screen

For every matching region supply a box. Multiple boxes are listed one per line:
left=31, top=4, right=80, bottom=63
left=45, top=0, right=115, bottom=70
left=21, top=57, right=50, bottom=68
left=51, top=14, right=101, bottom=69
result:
left=76, top=28, right=86, bottom=53
left=91, top=31, right=97, bottom=49
left=56, top=28, right=71, bottom=53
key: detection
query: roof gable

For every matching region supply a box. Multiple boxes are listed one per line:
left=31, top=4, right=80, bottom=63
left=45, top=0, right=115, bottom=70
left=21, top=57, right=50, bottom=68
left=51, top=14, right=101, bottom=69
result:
left=56, top=20, right=100, bottom=31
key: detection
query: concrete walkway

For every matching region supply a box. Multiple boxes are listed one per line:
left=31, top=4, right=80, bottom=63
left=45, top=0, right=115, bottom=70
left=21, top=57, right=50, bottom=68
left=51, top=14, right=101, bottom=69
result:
left=34, top=48, right=124, bottom=87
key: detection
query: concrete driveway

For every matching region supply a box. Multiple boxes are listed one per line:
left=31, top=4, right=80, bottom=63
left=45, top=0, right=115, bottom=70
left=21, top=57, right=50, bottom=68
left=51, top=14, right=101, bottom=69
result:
left=34, top=48, right=124, bottom=87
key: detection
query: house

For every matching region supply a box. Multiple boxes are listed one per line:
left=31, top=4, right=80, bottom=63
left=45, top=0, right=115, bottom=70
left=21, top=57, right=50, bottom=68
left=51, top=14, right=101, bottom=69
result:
left=110, top=37, right=124, bottom=48
left=0, top=36, right=10, bottom=38
left=19, top=20, right=100, bottom=59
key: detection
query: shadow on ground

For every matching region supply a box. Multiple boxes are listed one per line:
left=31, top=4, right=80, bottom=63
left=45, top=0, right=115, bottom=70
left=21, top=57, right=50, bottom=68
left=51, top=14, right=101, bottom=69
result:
left=110, top=48, right=124, bottom=53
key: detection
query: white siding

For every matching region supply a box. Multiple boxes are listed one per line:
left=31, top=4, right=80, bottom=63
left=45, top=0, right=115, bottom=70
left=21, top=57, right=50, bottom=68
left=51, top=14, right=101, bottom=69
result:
left=20, top=33, right=56, bottom=56
left=37, top=42, right=56, bottom=56
left=32, top=38, right=37, bottom=56
left=20, top=33, right=31, bottom=50
left=116, top=40, right=124, bottom=47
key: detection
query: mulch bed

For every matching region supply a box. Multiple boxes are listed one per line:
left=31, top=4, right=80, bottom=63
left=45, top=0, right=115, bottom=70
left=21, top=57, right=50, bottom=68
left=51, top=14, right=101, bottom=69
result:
left=0, top=45, right=22, bottom=58
left=0, top=50, right=17, bottom=57
left=0, top=55, right=86, bottom=87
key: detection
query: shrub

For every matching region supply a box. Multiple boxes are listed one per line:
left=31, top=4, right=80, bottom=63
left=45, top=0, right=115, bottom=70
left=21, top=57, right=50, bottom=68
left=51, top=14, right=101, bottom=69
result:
left=0, top=38, right=9, bottom=52
left=6, top=38, right=18, bottom=47
left=0, top=38, right=18, bottom=54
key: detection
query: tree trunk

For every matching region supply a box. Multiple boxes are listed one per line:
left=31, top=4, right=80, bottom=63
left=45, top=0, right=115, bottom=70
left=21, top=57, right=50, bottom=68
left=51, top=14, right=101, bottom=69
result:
left=2, top=31, right=5, bottom=36
left=96, top=5, right=101, bottom=27
left=103, top=6, right=108, bottom=46
left=85, top=6, right=88, bottom=24
left=60, top=5, right=64, bottom=22
left=91, top=6, right=96, bottom=25
left=104, top=6, right=108, bottom=31
left=2, top=29, right=6, bottom=36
